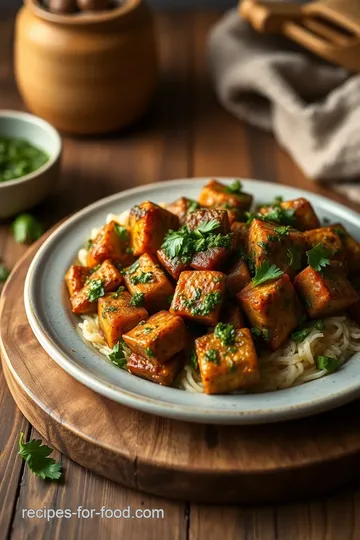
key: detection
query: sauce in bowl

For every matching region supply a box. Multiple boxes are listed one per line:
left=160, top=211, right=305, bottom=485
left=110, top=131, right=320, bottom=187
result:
left=0, top=137, right=49, bottom=182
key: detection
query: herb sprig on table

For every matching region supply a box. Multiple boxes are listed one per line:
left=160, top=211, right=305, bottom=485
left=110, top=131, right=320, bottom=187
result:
left=162, top=219, right=233, bottom=263
left=18, top=432, right=62, bottom=481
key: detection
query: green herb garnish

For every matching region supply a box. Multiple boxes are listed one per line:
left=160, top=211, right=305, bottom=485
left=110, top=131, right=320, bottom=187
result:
left=316, top=355, right=341, bottom=373
left=12, top=213, right=43, bottom=244
left=274, top=225, right=290, bottom=236
left=250, top=327, right=270, bottom=341
left=205, top=349, right=219, bottom=364
left=130, top=271, right=154, bottom=285
left=225, top=179, right=243, bottom=195
left=162, top=220, right=232, bottom=263
left=214, top=322, right=236, bottom=346
left=0, top=263, right=10, bottom=282
left=252, top=262, right=283, bottom=287
left=112, top=286, right=125, bottom=298
left=87, top=238, right=93, bottom=249
left=306, top=244, right=331, bottom=272
left=291, top=320, right=324, bottom=343
left=261, top=206, right=295, bottom=226
left=187, top=199, right=199, bottom=214
left=0, top=137, right=48, bottom=183
left=109, top=341, right=127, bottom=368
left=190, top=349, right=199, bottom=371
left=145, top=347, right=155, bottom=358
left=126, top=260, right=140, bottom=275
left=191, top=291, right=222, bottom=316
left=245, top=212, right=257, bottom=225
left=114, top=224, right=129, bottom=240
left=130, top=292, right=145, bottom=307
left=102, top=306, right=118, bottom=318
left=87, top=279, right=105, bottom=302
left=18, top=432, right=62, bottom=481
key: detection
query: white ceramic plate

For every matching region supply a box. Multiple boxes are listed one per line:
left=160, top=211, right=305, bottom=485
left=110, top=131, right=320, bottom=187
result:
left=24, top=178, right=360, bottom=424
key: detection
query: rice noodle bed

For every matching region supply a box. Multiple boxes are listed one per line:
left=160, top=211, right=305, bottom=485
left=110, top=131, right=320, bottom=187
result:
left=76, top=210, right=360, bottom=393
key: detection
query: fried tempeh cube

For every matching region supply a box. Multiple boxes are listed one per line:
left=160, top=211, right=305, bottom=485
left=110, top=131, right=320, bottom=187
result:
left=127, top=351, right=184, bottom=386
left=220, top=303, right=245, bottom=328
left=231, top=221, right=250, bottom=253
left=238, top=274, right=303, bottom=350
left=98, top=291, right=148, bottom=348
left=87, top=221, right=134, bottom=268
left=190, top=247, right=230, bottom=271
left=198, top=179, right=253, bottom=214
left=226, top=259, right=251, bottom=295
left=170, top=270, right=226, bottom=326
left=259, top=198, right=320, bottom=231
left=195, top=327, right=259, bottom=394
left=248, top=218, right=306, bottom=278
left=123, top=253, right=174, bottom=312
left=166, top=197, right=200, bottom=225
left=70, top=259, right=123, bottom=314
left=185, top=208, right=230, bottom=234
left=304, top=226, right=345, bottom=264
left=294, top=262, right=359, bottom=319
left=129, top=201, right=179, bottom=256
left=156, top=249, right=190, bottom=280
left=65, top=265, right=92, bottom=298
left=123, top=311, right=186, bottom=365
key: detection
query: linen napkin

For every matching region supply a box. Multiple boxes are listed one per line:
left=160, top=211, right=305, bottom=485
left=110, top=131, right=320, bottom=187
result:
left=208, top=8, right=360, bottom=201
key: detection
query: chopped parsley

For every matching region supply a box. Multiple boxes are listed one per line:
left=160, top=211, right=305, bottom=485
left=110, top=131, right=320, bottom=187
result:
left=130, top=271, right=154, bottom=285
left=316, top=355, right=341, bottom=373
left=205, top=349, right=219, bottom=364
left=142, top=327, right=153, bottom=334
left=191, top=291, right=222, bottom=316
left=145, top=347, right=155, bottom=358
left=102, top=306, right=118, bottom=318
left=87, top=279, right=105, bottom=302
left=109, top=341, right=127, bottom=368
left=112, top=285, right=125, bottom=298
left=291, top=320, right=324, bottom=343
left=130, top=292, right=145, bottom=307
left=126, top=260, right=140, bottom=275
left=250, top=327, right=270, bottom=341
left=274, top=225, right=290, bottom=236
left=114, top=224, right=129, bottom=240
left=306, top=244, right=331, bottom=272
left=190, top=349, right=199, bottom=372
left=214, top=322, right=236, bottom=346
left=225, top=179, right=243, bottom=195
left=162, top=220, right=232, bottom=263
left=245, top=211, right=257, bottom=225
left=18, top=432, right=62, bottom=481
left=252, top=262, right=283, bottom=287
left=261, top=205, right=295, bottom=226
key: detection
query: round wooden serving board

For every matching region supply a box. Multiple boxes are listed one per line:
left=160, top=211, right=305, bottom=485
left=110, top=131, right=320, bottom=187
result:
left=3, top=237, right=360, bottom=504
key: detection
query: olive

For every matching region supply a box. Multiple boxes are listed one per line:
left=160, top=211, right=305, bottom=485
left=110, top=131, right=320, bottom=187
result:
left=77, top=0, right=110, bottom=11
left=47, top=0, right=77, bottom=13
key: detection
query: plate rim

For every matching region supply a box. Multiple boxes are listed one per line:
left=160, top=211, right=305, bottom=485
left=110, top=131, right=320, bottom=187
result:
left=24, top=177, right=360, bottom=424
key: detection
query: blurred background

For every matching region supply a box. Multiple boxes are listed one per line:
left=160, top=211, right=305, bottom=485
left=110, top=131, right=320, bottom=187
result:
left=1, top=0, right=236, bottom=7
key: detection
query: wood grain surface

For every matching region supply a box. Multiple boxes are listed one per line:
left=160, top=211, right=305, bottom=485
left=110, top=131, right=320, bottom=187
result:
left=5, top=240, right=360, bottom=505
left=2, top=8, right=360, bottom=540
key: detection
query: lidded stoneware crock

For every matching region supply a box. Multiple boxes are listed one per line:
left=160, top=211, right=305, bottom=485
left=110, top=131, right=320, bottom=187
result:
left=15, top=0, right=158, bottom=134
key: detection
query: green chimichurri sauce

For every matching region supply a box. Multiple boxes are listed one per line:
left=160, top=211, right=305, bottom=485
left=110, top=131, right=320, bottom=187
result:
left=0, top=137, right=49, bottom=183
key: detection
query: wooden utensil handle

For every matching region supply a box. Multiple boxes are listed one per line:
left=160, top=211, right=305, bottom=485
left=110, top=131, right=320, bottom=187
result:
left=240, top=0, right=302, bottom=33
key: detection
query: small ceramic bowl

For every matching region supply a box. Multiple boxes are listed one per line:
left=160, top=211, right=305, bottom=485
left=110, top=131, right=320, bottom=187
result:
left=0, top=110, right=62, bottom=219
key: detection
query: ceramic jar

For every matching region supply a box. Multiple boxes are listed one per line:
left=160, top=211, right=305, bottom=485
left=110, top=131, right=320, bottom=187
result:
left=14, top=0, right=158, bottom=134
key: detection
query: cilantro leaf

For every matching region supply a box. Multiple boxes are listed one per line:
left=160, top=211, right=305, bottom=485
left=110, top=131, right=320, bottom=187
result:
left=87, top=279, right=105, bottom=302
left=195, top=219, right=220, bottom=235
left=162, top=229, right=186, bottom=259
left=226, top=179, right=243, bottom=195
left=306, top=244, right=331, bottom=272
left=109, top=341, right=127, bottom=368
left=252, top=262, right=283, bottom=287
left=316, top=355, right=341, bottom=373
left=18, top=432, right=62, bottom=480
left=262, top=206, right=295, bottom=226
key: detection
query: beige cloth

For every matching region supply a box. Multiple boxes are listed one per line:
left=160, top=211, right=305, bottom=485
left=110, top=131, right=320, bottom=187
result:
left=208, top=9, right=360, bottom=201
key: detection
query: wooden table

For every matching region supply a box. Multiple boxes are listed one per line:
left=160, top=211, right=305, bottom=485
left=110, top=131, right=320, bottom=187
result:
left=2, top=9, right=360, bottom=540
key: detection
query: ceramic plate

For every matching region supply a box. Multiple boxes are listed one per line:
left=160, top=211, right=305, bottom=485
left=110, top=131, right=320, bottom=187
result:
left=24, top=178, right=360, bottom=424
